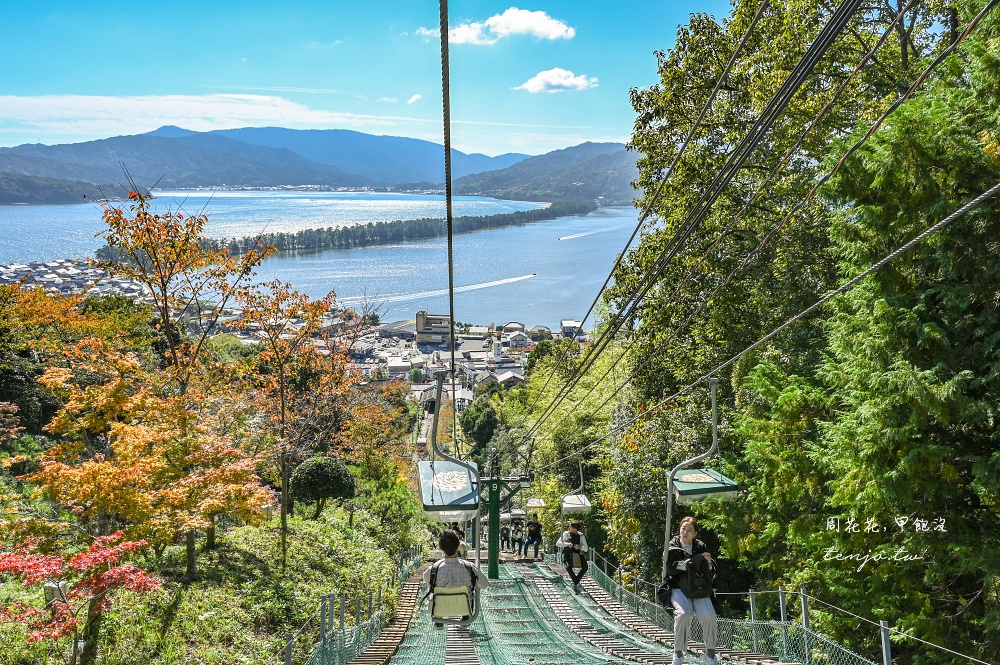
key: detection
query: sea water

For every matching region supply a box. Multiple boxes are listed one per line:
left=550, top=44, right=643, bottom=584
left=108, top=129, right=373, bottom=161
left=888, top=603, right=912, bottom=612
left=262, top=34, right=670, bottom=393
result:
left=0, top=191, right=639, bottom=329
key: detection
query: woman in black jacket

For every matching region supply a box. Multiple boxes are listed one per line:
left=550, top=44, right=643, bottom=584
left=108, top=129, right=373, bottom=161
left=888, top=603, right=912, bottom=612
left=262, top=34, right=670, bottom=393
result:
left=663, top=516, right=719, bottom=665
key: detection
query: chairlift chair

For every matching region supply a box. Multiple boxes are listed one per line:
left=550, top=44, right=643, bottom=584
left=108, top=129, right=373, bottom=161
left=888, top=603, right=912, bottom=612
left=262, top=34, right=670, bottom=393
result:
left=430, top=585, right=481, bottom=627
left=560, top=456, right=592, bottom=516
left=427, top=559, right=482, bottom=627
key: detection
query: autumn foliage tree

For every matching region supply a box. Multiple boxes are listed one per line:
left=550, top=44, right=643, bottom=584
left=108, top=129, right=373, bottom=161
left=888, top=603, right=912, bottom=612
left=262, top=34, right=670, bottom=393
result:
left=23, top=190, right=277, bottom=578
left=0, top=532, right=158, bottom=665
left=235, top=280, right=337, bottom=567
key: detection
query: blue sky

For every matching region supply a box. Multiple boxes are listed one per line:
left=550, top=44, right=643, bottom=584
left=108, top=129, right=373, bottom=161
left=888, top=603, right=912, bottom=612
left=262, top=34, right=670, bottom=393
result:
left=0, top=1, right=733, bottom=156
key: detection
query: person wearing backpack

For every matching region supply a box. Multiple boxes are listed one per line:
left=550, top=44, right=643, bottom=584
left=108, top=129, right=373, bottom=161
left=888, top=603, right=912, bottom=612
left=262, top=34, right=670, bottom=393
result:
left=556, top=521, right=589, bottom=593
left=660, top=516, right=719, bottom=665
left=423, top=530, right=488, bottom=627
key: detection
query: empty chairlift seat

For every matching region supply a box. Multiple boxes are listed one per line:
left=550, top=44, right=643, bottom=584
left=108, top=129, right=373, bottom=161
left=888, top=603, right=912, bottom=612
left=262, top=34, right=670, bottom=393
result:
left=418, top=460, right=480, bottom=522
left=560, top=493, right=592, bottom=515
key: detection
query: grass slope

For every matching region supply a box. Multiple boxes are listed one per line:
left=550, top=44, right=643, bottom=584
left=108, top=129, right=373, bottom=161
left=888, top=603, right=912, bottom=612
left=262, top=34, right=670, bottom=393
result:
left=0, top=509, right=408, bottom=665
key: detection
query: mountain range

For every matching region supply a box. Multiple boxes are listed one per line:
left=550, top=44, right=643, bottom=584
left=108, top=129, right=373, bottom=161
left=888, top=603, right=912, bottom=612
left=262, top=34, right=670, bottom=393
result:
left=0, top=127, right=637, bottom=205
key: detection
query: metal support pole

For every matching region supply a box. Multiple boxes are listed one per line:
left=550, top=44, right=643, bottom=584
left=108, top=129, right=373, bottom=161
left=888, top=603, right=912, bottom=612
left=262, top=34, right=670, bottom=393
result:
left=368, top=591, right=374, bottom=618
left=749, top=589, right=760, bottom=654
left=801, top=586, right=811, bottom=665
left=328, top=594, right=335, bottom=635
left=880, top=621, right=892, bottom=665
left=487, top=453, right=501, bottom=579
left=339, top=595, right=346, bottom=630
left=377, top=587, right=382, bottom=611
left=662, top=378, right=719, bottom=580
left=284, top=633, right=293, bottom=665
left=320, top=596, right=328, bottom=642
left=355, top=596, right=361, bottom=625
left=779, top=586, right=789, bottom=662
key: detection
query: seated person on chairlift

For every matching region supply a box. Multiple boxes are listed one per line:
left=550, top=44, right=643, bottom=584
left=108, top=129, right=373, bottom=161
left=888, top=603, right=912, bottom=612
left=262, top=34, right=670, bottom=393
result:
left=556, top=521, right=589, bottom=593
left=449, top=522, right=470, bottom=557
left=511, top=520, right=525, bottom=557
left=423, top=530, right=488, bottom=627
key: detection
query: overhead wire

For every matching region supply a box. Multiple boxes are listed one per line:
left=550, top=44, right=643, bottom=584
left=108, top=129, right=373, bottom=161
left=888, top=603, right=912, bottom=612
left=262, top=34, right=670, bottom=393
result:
left=517, top=0, right=866, bottom=447
left=536, top=0, right=919, bottom=438
left=531, top=178, right=1000, bottom=474
left=518, top=0, right=774, bottom=423
left=438, top=0, right=460, bottom=455
left=668, top=0, right=1000, bottom=338
left=545, top=0, right=987, bottom=434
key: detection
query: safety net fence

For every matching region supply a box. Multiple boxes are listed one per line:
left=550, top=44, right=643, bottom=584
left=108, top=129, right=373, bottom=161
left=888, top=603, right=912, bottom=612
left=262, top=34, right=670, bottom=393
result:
left=583, top=554, right=879, bottom=665
left=298, top=546, right=423, bottom=665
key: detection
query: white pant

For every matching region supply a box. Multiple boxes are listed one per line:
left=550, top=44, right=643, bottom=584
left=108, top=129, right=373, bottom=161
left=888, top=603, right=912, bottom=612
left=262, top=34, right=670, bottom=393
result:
left=671, top=588, right=717, bottom=652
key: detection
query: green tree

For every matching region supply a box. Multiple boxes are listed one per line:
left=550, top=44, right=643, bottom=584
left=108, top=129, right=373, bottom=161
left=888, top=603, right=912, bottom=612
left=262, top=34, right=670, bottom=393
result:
left=291, top=456, right=356, bottom=519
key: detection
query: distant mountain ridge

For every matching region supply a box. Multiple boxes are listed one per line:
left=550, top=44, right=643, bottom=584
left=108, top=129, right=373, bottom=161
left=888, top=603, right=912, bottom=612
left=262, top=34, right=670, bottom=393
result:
left=209, top=127, right=527, bottom=184
left=0, top=127, right=637, bottom=205
left=454, top=142, right=638, bottom=204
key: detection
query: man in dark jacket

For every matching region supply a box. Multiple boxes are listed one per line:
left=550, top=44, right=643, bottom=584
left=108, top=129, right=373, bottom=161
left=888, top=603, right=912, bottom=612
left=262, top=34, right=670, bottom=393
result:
left=661, top=516, right=719, bottom=665
left=524, top=513, right=544, bottom=559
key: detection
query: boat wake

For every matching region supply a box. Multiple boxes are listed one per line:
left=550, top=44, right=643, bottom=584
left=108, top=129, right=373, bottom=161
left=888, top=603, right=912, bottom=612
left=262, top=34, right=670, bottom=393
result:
left=558, top=228, right=608, bottom=241
left=339, top=274, right=537, bottom=305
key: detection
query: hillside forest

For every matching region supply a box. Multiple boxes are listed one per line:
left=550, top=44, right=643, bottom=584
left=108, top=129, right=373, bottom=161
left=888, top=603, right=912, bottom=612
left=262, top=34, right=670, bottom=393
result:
left=473, top=1, right=1000, bottom=664
left=0, top=191, right=428, bottom=664
left=1, top=1, right=999, bottom=665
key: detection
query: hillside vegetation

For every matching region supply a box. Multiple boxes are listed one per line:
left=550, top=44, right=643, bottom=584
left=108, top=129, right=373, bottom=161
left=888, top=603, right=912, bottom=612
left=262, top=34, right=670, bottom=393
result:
left=0, top=194, right=427, bottom=664
left=468, top=2, right=1000, bottom=664
left=454, top=142, right=638, bottom=204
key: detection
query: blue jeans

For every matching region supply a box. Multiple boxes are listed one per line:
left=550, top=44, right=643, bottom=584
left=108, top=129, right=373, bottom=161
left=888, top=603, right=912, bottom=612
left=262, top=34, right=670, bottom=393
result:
left=523, top=535, right=542, bottom=557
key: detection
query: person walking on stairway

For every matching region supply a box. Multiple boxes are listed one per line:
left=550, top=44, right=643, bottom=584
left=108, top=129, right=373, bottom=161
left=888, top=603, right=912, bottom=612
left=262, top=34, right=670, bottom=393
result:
left=500, top=522, right=511, bottom=552
left=661, top=516, right=719, bottom=665
left=556, top=521, right=589, bottom=593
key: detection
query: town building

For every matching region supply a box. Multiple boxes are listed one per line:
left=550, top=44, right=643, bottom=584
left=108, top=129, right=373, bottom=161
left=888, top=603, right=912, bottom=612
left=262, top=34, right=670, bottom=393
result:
left=415, top=310, right=451, bottom=344
left=560, top=319, right=583, bottom=338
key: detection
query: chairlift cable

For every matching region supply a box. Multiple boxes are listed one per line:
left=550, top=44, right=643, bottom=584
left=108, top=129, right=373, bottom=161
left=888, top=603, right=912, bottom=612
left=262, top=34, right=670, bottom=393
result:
left=539, top=0, right=978, bottom=437
left=666, top=0, right=920, bottom=303
left=517, top=0, right=774, bottom=424
left=515, top=0, right=865, bottom=447
left=668, top=0, right=1000, bottom=339
left=531, top=179, right=1000, bottom=473
left=437, top=0, right=460, bottom=445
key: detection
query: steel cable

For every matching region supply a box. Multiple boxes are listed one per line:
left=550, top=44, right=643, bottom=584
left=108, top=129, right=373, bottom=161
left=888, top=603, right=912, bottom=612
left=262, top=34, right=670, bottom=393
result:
left=531, top=179, right=1000, bottom=473
left=518, top=0, right=865, bottom=447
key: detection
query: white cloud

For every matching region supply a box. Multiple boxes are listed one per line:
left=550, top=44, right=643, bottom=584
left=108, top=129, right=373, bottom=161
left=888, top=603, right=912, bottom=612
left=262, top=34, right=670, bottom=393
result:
left=418, top=7, right=574, bottom=45
left=407, top=94, right=422, bottom=104
left=377, top=97, right=398, bottom=103
left=484, top=8, right=575, bottom=40
left=515, top=68, right=597, bottom=93
left=0, top=94, right=435, bottom=141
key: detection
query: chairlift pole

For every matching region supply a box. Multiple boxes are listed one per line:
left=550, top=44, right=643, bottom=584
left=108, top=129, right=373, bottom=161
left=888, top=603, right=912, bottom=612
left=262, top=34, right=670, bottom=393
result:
left=487, top=448, right=501, bottom=579
left=661, top=377, right=719, bottom=581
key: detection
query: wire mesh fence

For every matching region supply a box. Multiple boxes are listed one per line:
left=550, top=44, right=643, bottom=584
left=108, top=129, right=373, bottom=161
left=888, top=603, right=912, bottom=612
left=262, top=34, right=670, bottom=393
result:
left=306, top=609, right=390, bottom=665
left=293, top=545, right=424, bottom=665
left=584, top=552, right=879, bottom=665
